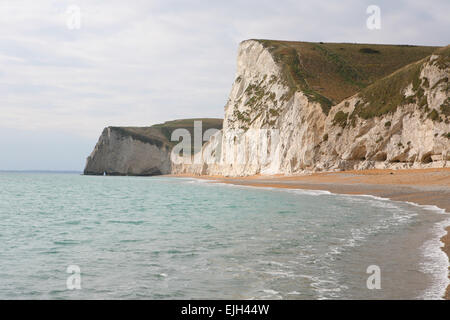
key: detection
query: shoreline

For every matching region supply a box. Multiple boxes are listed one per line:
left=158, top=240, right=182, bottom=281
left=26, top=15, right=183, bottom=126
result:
left=168, top=168, right=450, bottom=299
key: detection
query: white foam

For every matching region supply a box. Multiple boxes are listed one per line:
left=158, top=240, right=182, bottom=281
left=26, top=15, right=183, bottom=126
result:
left=296, top=190, right=449, bottom=300
left=404, top=201, right=447, bottom=214
left=392, top=201, right=450, bottom=300
left=263, top=270, right=293, bottom=277
left=260, top=289, right=282, bottom=299
left=170, top=176, right=450, bottom=299
left=341, top=193, right=392, bottom=202
left=418, top=214, right=450, bottom=300
left=287, top=189, right=332, bottom=196
left=288, top=186, right=450, bottom=300
left=181, top=178, right=218, bottom=184
left=262, top=289, right=279, bottom=295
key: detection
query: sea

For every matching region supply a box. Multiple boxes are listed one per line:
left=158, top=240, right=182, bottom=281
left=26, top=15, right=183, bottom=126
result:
left=0, top=172, right=448, bottom=299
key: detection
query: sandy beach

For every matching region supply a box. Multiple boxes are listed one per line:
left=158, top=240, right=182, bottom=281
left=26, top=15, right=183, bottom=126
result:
left=170, top=168, right=450, bottom=299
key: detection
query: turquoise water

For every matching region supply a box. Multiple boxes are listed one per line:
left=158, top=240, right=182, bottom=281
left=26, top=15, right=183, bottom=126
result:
left=0, top=173, right=448, bottom=299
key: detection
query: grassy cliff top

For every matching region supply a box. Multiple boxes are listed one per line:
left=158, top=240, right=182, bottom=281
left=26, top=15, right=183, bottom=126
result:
left=256, top=39, right=441, bottom=113
left=353, top=45, right=449, bottom=120
left=150, top=118, right=223, bottom=142
left=110, top=118, right=223, bottom=151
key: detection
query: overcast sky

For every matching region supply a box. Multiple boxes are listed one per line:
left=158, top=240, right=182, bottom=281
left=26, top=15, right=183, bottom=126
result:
left=0, top=0, right=449, bottom=171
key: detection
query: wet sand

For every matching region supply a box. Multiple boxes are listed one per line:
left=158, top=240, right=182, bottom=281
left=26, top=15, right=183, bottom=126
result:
left=170, top=168, right=450, bottom=299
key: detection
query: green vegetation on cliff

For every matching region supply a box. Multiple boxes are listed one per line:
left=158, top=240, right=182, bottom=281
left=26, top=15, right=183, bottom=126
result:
left=352, top=59, right=424, bottom=119
left=112, top=118, right=223, bottom=153
left=256, top=39, right=439, bottom=115
left=109, top=127, right=168, bottom=149
left=353, top=45, right=449, bottom=120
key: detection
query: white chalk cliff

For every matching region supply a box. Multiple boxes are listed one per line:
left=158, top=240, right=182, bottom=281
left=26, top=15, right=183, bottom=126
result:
left=86, top=40, right=450, bottom=177
left=84, top=119, right=222, bottom=176
left=172, top=40, right=450, bottom=176
left=84, top=127, right=172, bottom=176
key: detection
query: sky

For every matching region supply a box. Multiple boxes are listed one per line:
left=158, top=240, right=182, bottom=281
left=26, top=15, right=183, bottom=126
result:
left=0, top=0, right=449, bottom=171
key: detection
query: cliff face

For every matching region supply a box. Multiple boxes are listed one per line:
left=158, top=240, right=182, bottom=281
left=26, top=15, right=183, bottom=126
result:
left=86, top=40, right=449, bottom=177
left=172, top=40, right=450, bottom=176
left=84, top=127, right=172, bottom=176
left=318, top=51, right=450, bottom=172
left=84, top=119, right=223, bottom=176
